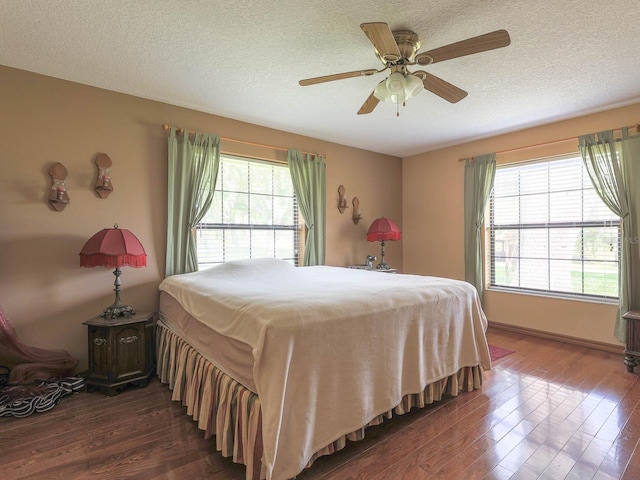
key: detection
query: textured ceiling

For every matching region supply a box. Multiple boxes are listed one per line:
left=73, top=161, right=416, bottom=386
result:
left=1, top=0, right=639, bottom=157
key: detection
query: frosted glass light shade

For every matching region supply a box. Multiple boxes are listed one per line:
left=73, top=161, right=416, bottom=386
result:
left=390, top=91, right=405, bottom=105
left=373, top=81, right=391, bottom=101
left=386, top=72, right=405, bottom=95
left=404, top=74, right=423, bottom=98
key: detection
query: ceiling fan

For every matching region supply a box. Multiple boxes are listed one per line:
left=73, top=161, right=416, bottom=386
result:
left=298, top=22, right=511, bottom=115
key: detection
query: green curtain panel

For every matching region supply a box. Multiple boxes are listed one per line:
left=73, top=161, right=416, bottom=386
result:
left=287, top=149, right=326, bottom=266
left=579, top=129, right=640, bottom=342
left=165, top=127, right=220, bottom=277
left=464, top=153, right=497, bottom=300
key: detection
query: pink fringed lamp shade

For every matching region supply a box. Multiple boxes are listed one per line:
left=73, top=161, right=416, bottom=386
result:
left=366, top=217, right=401, bottom=270
left=366, top=217, right=402, bottom=242
left=79, top=226, right=147, bottom=268
left=79, top=225, right=146, bottom=318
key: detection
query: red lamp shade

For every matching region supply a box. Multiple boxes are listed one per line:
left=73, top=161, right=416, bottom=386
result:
left=79, top=225, right=146, bottom=268
left=366, top=217, right=402, bottom=242
left=366, top=217, right=401, bottom=270
left=79, top=224, right=146, bottom=318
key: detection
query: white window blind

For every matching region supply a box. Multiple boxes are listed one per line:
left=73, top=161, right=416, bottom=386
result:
left=489, top=155, right=619, bottom=300
left=196, top=155, right=299, bottom=270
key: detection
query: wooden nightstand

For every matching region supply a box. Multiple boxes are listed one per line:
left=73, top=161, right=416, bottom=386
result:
left=83, top=311, right=157, bottom=396
left=624, top=310, right=640, bottom=373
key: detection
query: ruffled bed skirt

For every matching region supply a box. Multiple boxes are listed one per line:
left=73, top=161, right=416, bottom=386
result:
left=156, top=323, right=483, bottom=480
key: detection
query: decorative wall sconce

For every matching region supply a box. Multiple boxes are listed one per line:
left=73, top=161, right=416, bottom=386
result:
left=337, top=185, right=348, bottom=213
left=48, top=162, right=70, bottom=211
left=94, top=153, right=113, bottom=198
left=352, top=197, right=363, bottom=224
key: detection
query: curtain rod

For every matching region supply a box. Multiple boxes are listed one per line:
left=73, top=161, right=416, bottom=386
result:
left=161, top=123, right=315, bottom=156
left=458, top=123, right=640, bottom=162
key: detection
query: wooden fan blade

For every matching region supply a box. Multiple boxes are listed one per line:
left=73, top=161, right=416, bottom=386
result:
left=299, top=69, right=378, bottom=86
left=360, top=22, right=402, bottom=62
left=357, top=89, right=380, bottom=115
left=415, top=30, right=510, bottom=66
left=415, top=71, right=468, bottom=103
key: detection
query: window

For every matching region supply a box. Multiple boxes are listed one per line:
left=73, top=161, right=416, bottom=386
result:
left=489, top=155, right=619, bottom=300
left=196, top=155, right=299, bottom=270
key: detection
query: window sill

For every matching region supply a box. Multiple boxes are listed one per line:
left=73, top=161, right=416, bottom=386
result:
left=486, top=286, right=619, bottom=306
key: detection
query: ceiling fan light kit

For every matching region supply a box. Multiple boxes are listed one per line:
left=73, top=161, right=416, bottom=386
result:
left=298, top=22, right=511, bottom=115
left=373, top=72, right=423, bottom=105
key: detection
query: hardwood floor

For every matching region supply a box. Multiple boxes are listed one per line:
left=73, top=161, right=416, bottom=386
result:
left=2, top=328, right=639, bottom=479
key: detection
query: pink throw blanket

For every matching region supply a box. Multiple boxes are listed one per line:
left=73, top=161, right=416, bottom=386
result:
left=0, top=305, right=78, bottom=385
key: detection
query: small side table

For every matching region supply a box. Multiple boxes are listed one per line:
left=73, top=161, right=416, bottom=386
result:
left=83, top=311, right=157, bottom=396
left=623, top=310, right=640, bottom=372
left=347, top=265, right=399, bottom=273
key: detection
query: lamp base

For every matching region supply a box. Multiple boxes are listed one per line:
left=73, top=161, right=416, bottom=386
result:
left=376, top=240, right=392, bottom=270
left=101, top=304, right=136, bottom=319
left=99, top=267, right=136, bottom=319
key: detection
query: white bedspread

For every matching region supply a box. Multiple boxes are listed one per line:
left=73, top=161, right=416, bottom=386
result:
left=159, top=258, right=491, bottom=480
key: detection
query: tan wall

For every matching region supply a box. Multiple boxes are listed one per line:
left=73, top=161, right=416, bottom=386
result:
left=403, top=102, right=640, bottom=347
left=0, top=66, right=402, bottom=370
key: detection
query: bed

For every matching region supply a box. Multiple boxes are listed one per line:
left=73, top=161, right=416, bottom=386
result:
left=157, top=258, right=491, bottom=480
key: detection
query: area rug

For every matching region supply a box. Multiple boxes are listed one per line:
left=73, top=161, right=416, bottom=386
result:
left=489, top=344, right=514, bottom=362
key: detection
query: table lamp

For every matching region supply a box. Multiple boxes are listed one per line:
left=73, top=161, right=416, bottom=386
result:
left=366, top=217, right=401, bottom=270
left=79, top=224, right=147, bottom=318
